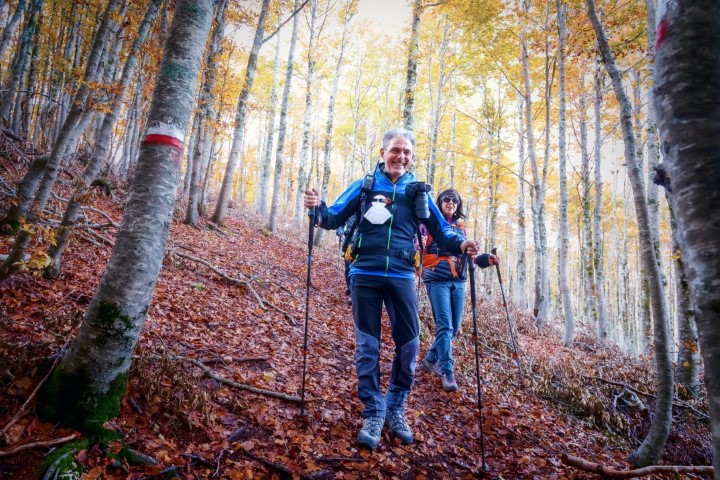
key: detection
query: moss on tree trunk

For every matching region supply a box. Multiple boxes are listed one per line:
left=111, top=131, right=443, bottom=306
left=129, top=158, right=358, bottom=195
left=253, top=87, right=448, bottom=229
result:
left=37, top=366, right=128, bottom=433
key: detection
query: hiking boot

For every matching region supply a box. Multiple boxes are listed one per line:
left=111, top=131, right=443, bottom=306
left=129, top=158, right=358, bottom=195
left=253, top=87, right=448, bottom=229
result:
left=385, top=409, right=413, bottom=444
left=357, top=416, right=384, bottom=449
left=418, top=358, right=440, bottom=376
left=441, top=372, right=458, bottom=392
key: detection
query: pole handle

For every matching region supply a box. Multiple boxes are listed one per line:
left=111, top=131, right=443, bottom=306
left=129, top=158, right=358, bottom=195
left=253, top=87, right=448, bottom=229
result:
left=490, top=246, right=502, bottom=284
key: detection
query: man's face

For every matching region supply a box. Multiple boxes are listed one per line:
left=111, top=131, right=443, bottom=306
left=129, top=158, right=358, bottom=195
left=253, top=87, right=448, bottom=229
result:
left=381, top=136, right=413, bottom=182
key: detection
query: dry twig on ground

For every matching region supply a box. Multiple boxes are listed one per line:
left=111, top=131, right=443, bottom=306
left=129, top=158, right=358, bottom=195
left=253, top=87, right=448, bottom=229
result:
left=561, top=454, right=714, bottom=478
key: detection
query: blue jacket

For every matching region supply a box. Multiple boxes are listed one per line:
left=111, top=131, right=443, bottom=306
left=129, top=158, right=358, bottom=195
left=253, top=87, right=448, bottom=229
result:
left=316, top=163, right=465, bottom=280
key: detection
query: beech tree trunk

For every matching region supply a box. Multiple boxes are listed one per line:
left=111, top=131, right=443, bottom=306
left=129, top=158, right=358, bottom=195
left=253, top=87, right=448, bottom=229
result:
left=257, top=32, right=281, bottom=217
left=556, top=0, right=574, bottom=347
left=654, top=2, right=720, bottom=473
left=594, top=60, right=609, bottom=338
left=667, top=200, right=700, bottom=398
left=0, top=0, right=27, bottom=65
left=314, top=0, right=353, bottom=246
left=516, top=94, right=528, bottom=310
left=402, top=0, right=422, bottom=131
left=426, top=18, right=451, bottom=187
left=212, top=0, right=270, bottom=225
left=579, top=93, right=596, bottom=325
left=587, top=0, right=674, bottom=466
left=521, top=0, right=549, bottom=330
left=268, top=0, right=301, bottom=233
left=294, top=0, right=319, bottom=225
left=0, top=0, right=42, bottom=130
left=186, top=0, right=228, bottom=226
left=0, top=0, right=121, bottom=281
left=36, top=0, right=215, bottom=433
left=43, top=0, right=162, bottom=279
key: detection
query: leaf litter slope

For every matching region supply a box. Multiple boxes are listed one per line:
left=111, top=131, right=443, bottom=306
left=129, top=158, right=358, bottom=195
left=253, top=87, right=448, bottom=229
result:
left=0, top=192, right=711, bottom=479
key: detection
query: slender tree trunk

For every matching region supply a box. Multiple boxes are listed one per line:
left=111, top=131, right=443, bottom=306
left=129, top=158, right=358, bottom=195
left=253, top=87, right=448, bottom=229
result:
left=516, top=94, right=527, bottom=310
left=0, top=0, right=121, bottom=281
left=426, top=18, right=450, bottom=187
left=0, top=0, right=42, bottom=130
left=0, top=0, right=27, bottom=64
left=43, top=0, right=162, bottom=279
left=0, top=155, right=48, bottom=233
left=212, top=0, right=270, bottom=225
left=314, top=0, right=353, bottom=246
left=257, top=31, right=281, bottom=216
left=402, top=0, right=422, bottom=131
left=26, top=0, right=120, bottom=211
left=587, top=0, right=674, bottom=466
left=268, top=0, right=301, bottom=233
left=186, top=0, right=228, bottom=225
left=632, top=68, right=653, bottom=355
left=666, top=200, right=700, bottom=398
left=556, top=0, right=574, bottom=347
left=35, top=0, right=214, bottom=433
left=182, top=118, right=197, bottom=199
left=449, top=74, right=457, bottom=187
left=521, top=0, right=548, bottom=330
left=294, top=0, right=318, bottom=225
left=594, top=60, right=609, bottom=338
left=20, top=13, right=42, bottom=138
left=579, top=94, right=596, bottom=325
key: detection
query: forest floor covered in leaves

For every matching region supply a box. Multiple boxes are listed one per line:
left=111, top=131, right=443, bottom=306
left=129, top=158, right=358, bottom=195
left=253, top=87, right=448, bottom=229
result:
left=0, top=145, right=713, bottom=479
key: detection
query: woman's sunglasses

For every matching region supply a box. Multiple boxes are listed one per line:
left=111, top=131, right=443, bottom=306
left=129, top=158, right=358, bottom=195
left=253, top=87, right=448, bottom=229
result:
left=442, top=197, right=459, bottom=204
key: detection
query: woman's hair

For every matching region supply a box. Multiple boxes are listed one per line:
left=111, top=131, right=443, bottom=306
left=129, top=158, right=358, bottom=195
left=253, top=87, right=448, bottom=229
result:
left=435, top=188, right=465, bottom=220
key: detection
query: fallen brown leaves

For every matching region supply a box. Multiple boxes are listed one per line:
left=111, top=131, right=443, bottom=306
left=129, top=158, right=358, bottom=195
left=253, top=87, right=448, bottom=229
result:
left=0, top=166, right=713, bottom=479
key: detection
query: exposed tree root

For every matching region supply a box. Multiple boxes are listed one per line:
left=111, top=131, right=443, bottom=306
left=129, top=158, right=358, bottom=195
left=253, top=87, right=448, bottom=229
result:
left=0, top=433, right=79, bottom=457
left=148, top=354, right=311, bottom=404
left=169, top=249, right=299, bottom=325
left=169, top=249, right=265, bottom=308
left=560, top=454, right=714, bottom=478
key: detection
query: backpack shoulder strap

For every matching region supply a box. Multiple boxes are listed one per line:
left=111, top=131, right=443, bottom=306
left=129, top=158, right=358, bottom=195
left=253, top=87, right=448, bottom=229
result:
left=357, top=173, right=374, bottom=224
left=342, top=173, right=374, bottom=252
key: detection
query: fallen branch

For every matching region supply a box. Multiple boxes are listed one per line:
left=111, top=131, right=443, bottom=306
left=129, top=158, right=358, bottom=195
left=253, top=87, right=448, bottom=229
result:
left=237, top=445, right=315, bottom=480
left=181, top=452, right=214, bottom=468
left=79, top=231, right=104, bottom=248
left=264, top=300, right=298, bottom=326
left=212, top=449, right=227, bottom=478
left=0, top=434, right=79, bottom=457
left=82, top=205, right=119, bottom=227
left=586, top=376, right=709, bottom=419
left=85, top=228, right=114, bottom=246
left=169, top=249, right=265, bottom=309
left=560, top=454, right=714, bottom=478
left=200, top=356, right=269, bottom=365
left=314, top=455, right=365, bottom=463
left=155, top=354, right=310, bottom=404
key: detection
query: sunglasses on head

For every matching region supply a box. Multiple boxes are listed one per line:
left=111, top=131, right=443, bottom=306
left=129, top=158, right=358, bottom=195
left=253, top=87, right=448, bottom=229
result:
left=441, top=196, right=458, bottom=204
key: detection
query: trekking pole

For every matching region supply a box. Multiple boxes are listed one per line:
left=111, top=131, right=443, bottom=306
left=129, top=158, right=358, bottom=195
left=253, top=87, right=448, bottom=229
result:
left=467, top=254, right=489, bottom=473
left=337, top=236, right=342, bottom=271
left=299, top=207, right=317, bottom=417
left=491, top=247, right=525, bottom=387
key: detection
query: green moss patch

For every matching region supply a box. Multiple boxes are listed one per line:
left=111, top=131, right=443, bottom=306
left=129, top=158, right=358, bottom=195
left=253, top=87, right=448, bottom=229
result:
left=37, top=367, right=129, bottom=433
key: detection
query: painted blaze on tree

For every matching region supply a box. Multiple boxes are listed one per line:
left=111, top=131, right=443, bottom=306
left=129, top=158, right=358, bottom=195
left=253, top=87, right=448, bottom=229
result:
left=36, top=0, right=216, bottom=433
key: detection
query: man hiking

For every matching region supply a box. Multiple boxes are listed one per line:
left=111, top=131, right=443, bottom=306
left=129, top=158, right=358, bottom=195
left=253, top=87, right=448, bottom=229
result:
left=303, top=128, right=496, bottom=450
